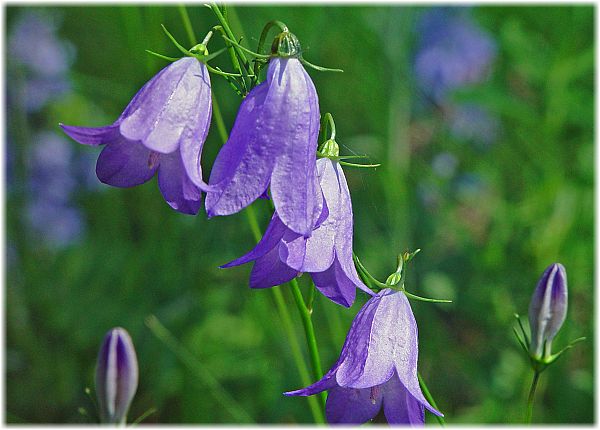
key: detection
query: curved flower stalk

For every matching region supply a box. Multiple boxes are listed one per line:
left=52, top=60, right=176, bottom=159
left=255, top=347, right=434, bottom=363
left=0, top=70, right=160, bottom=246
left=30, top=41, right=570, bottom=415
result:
left=61, top=57, right=212, bottom=214
left=96, top=327, right=138, bottom=425
left=205, top=37, right=321, bottom=237
left=285, top=289, right=443, bottom=424
left=223, top=158, right=372, bottom=307
left=528, top=263, right=568, bottom=360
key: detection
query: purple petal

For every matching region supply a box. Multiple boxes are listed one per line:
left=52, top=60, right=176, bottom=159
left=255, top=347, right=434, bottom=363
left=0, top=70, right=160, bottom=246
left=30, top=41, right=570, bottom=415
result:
left=157, top=150, right=201, bottom=215
left=96, top=136, right=158, bottom=187
left=221, top=214, right=288, bottom=268
left=325, top=385, right=383, bottom=424
left=119, top=58, right=211, bottom=155
left=60, top=123, right=119, bottom=146
left=278, top=159, right=337, bottom=272
left=528, top=263, right=568, bottom=358
left=265, top=58, right=321, bottom=237
left=205, top=82, right=275, bottom=216
left=96, top=328, right=138, bottom=424
left=310, top=256, right=357, bottom=308
left=330, top=161, right=373, bottom=296
left=249, top=246, right=298, bottom=289
left=335, top=293, right=383, bottom=387
left=383, top=292, right=442, bottom=417
left=284, top=367, right=339, bottom=397
left=382, top=373, right=425, bottom=425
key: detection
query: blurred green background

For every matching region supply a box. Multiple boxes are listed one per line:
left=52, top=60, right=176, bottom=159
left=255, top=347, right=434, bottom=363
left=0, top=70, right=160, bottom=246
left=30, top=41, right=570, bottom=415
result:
left=5, top=4, right=594, bottom=424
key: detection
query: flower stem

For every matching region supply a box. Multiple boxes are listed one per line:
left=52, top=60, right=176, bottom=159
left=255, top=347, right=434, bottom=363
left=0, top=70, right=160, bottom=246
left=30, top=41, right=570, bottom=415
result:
left=289, top=279, right=327, bottom=408
left=186, top=5, right=327, bottom=422
left=178, top=4, right=198, bottom=45
left=525, top=370, right=541, bottom=423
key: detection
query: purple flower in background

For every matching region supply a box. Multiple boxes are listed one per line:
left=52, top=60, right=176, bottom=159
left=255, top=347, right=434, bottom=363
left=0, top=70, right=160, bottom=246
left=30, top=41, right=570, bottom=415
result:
left=96, top=327, right=139, bottom=425
left=223, top=158, right=371, bottom=307
left=286, top=289, right=443, bottom=424
left=24, top=132, right=91, bottom=249
left=414, top=8, right=496, bottom=104
left=205, top=56, right=321, bottom=237
left=8, top=10, right=74, bottom=112
left=447, top=104, right=500, bottom=146
left=61, top=57, right=212, bottom=215
left=26, top=200, right=84, bottom=249
left=528, top=263, right=568, bottom=360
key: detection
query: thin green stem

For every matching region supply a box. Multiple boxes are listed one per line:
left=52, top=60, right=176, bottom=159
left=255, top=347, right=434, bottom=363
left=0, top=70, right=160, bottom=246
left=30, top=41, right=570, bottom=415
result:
left=418, top=372, right=445, bottom=426
left=178, top=5, right=198, bottom=45
left=213, top=91, right=324, bottom=423
left=202, top=7, right=327, bottom=421
left=526, top=370, right=541, bottom=423
left=209, top=4, right=250, bottom=92
left=270, top=286, right=325, bottom=424
left=289, top=279, right=327, bottom=408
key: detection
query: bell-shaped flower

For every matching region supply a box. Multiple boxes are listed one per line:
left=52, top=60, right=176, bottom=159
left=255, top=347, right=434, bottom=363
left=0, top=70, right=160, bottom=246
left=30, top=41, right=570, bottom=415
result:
left=205, top=51, right=321, bottom=236
left=285, top=289, right=443, bottom=425
left=95, top=327, right=139, bottom=425
left=223, top=157, right=371, bottom=307
left=60, top=57, right=212, bottom=214
left=528, top=263, right=568, bottom=360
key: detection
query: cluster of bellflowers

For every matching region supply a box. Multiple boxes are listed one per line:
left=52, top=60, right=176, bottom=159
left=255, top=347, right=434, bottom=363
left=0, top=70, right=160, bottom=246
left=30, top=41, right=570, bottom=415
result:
left=513, top=263, right=585, bottom=422
left=62, top=13, right=453, bottom=425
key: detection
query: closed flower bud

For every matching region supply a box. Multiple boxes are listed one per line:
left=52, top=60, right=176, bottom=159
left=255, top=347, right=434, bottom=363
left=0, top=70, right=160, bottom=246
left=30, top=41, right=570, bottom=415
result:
left=96, top=328, right=139, bottom=425
left=528, top=263, right=568, bottom=360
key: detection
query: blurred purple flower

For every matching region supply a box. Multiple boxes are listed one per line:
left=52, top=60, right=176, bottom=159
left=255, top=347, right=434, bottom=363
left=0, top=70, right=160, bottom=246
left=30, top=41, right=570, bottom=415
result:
left=28, top=132, right=77, bottom=202
left=205, top=56, right=321, bottom=237
left=96, top=327, right=138, bottom=425
left=61, top=57, right=212, bottom=215
left=223, top=158, right=371, bottom=307
left=8, top=10, right=74, bottom=112
left=26, top=200, right=84, bottom=249
left=431, top=151, right=458, bottom=179
left=414, top=8, right=496, bottom=104
left=447, top=104, right=500, bottom=146
left=528, top=263, right=568, bottom=360
left=286, top=289, right=443, bottom=424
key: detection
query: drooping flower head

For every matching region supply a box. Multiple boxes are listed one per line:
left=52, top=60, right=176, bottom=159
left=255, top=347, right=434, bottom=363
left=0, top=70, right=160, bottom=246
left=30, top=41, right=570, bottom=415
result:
left=61, top=57, right=212, bottom=214
left=205, top=31, right=321, bottom=237
left=528, top=263, right=568, bottom=360
left=96, top=327, right=138, bottom=425
left=286, top=289, right=443, bottom=424
left=223, top=157, right=371, bottom=307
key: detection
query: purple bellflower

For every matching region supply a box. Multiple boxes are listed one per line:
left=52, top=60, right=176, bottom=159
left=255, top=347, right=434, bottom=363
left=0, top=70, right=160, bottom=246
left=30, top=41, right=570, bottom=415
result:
left=61, top=57, right=212, bottom=214
left=96, top=327, right=138, bottom=425
left=205, top=32, right=321, bottom=237
left=286, top=289, right=443, bottom=425
left=414, top=8, right=496, bottom=104
left=223, top=157, right=371, bottom=307
left=528, top=263, right=568, bottom=360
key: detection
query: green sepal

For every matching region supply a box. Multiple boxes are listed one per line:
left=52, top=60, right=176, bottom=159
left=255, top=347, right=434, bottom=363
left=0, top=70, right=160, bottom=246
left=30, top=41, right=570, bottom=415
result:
left=300, top=58, right=343, bottom=73
left=161, top=24, right=192, bottom=56
left=403, top=290, right=452, bottom=304
left=542, top=336, right=586, bottom=366
left=145, top=50, right=179, bottom=62
left=339, top=160, right=381, bottom=168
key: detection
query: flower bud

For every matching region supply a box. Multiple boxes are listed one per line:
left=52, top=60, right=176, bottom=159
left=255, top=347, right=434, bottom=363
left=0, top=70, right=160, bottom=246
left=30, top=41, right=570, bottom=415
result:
left=528, top=263, right=568, bottom=360
left=271, top=31, right=301, bottom=58
left=95, top=328, right=138, bottom=424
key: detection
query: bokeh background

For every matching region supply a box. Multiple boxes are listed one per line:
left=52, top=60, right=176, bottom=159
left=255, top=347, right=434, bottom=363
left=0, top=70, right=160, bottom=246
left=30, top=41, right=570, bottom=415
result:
left=5, top=4, right=594, bottom=424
